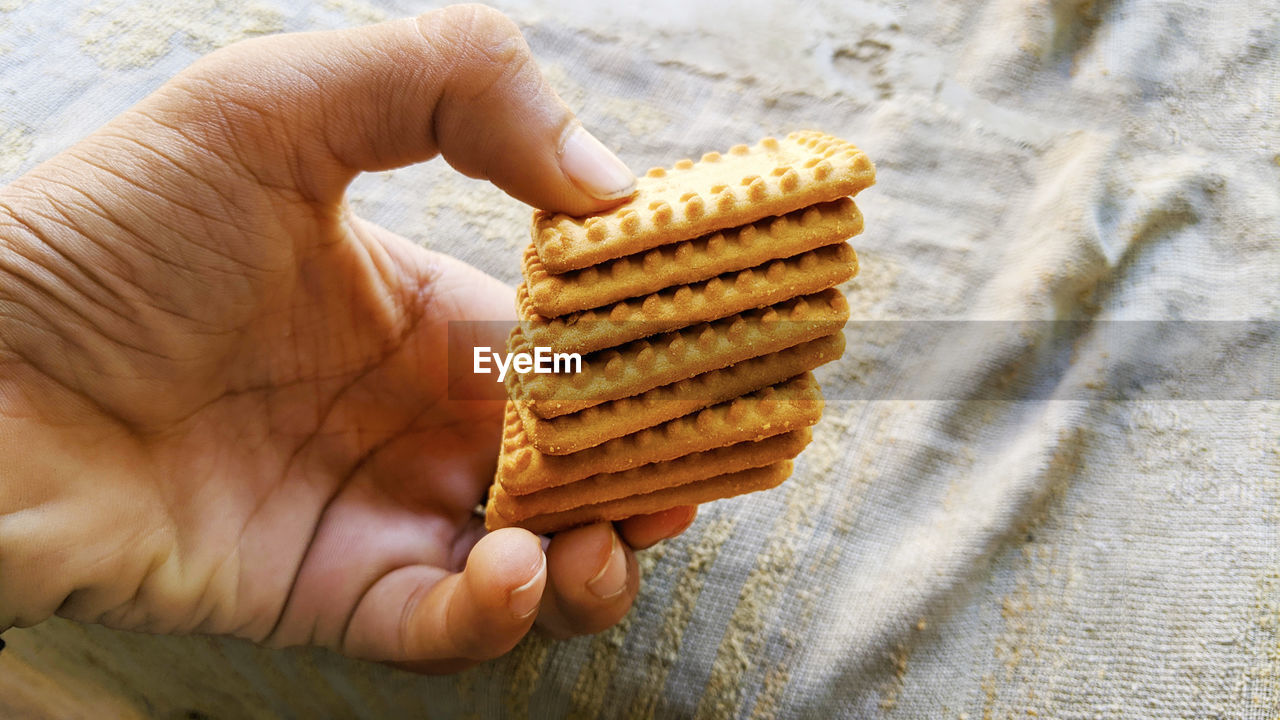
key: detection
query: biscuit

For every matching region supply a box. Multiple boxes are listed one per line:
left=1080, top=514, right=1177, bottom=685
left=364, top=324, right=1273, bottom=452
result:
left=486, top=461, right=794, bottom=534
left=532, top=131, right=875, bottom=272
left=496, top=372, right=823, bottom=494
left=491, top=428, right=810, bottom=521
left=513, top=288, right=848, bottom=420
left=513, top=333, right=843, bottom=454
left=518, top=242, right=856, bottom=356
left=524, top=198, right=863, bottom=317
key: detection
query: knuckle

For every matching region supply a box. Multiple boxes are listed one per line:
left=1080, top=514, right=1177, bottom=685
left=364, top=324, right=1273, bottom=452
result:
left=185, top=35, right=274, bottom=86
left=417, top=4, right=534, bottom=99
left=430, top=3, right=523, bottom=50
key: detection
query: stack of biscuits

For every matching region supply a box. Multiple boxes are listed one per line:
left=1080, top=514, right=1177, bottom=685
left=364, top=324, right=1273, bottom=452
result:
left=485, top=131, right=875, bottom=535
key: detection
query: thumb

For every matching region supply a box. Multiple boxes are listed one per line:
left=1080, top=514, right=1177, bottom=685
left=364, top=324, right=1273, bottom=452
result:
left=160, top=3, right=635, bottom=213
left=342, top=528, right=547, bottom=667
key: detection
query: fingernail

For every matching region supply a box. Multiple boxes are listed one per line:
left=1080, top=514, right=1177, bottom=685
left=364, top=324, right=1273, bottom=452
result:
left=586, top=531, right=628, bottom=600
left=559, top=124, right=637, bottom=201
left=509, top=552, right=546, bottom=619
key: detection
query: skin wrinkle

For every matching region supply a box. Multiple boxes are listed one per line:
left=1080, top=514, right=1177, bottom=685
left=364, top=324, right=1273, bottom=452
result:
left=56, top=150, right=280, bottom=277
left=56, top=160, right=271, bottom=283
left=448, top=33, right=531, bottom=109
left=258, top=381, right=373, bottom=645
left=17, top=190, right=149, bottom=297
left=0, top=208, right=147, bottom=346
left=3, top=183, right=132, bottom=308
left=0, top=339, right=111, bottom=439
left=391, top=565, right=440, bottom=659
left=199, top=90, right=315, bottom=203
left=184, top=527, right=241, bottom=635
left=0, top=261, right=94, bottom=355
left=329, top=233, right=405, bottom=348
left=206, top=417, right=285, bottom=640
left=207, top=371, right=473, bottom=640
left=220, top=424, right=305, bottom=642
left=88, top=124, right=257, bottom=235
left=255, top=59, right=346, bottom=195
left=0, top=272, right=154, bottom=420
left=262, top=302, right=440, bottom=650
left=153, top=329, right=452, bottom=435
left=25, top=193, right=213, bottom=348
left=440, top=577, right=475, bottom=659
left=347, top=214, right=399, bottom=301
left=420, top=9, right=546, bottom=183
left=346, top=217, right=424, bottom=334
left=12, top=199, right=208, bottom=345
left=120, top=107, right=262, bottom=216
left=12, top=188, right=194, bottom=287
left=170, top=70, right=327, bottom=208
left=14, top=156, right=419, bottom=433
left=0, top=271, right=182, bottom=401
left=24, top=446, right=170, bottom=629
left=255, top=442, right=346, bottom=649
left=91, top=527, right=173, bottom=630
left=299, top=401, right=445, bottom=652
left=279, top=46, right=377, bottom=173
left=177, top=412, right=304, bottom=637
left=29, top=179, right=255, bottom=336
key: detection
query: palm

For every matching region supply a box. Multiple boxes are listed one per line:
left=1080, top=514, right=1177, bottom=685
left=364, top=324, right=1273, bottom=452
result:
left=27, top=138, right=514, bottom=650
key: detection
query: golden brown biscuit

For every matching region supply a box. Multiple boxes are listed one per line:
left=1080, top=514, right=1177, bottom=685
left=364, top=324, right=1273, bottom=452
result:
left=489, top=130, right=870, bottom=534
left=518, top=243, right=856, bottom=356
left=524, top=197, right=863, bottom=317
left=513, top=288, right=849, bottom=420
left=496, top=372, right=824, bottom=493
left=491, top=428, right=810, bottom=521
left=532, top=131, right=874, bottom=272
left=486, top=461, right=795, bottom=534
left=512, top=333, right=843, bottom=454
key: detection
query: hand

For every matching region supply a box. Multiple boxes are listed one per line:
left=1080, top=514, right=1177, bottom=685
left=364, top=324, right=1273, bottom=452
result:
left=0, top=4, right=695, bottom=673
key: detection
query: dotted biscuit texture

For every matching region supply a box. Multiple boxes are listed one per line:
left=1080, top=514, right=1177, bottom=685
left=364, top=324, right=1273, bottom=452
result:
left=487, top=130, right=871, bottom=535
left=491, top=429, right=812, bottom=522
left=513, top=289, right=849, bottom=420
left=518, top=243, right=857, bottom=355
left=495, top=373, right=825, bottom=494
left=512, top=334, right=845, bottom=455
left=486, top=461, right=795, bottom=535
left=532, top=131, right=875, bottom=273
left=524, top=197, right=864, bottom=317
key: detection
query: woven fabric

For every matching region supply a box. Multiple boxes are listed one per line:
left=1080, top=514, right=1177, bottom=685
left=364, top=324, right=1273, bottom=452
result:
left=1, top=0, right=1277, bottom=717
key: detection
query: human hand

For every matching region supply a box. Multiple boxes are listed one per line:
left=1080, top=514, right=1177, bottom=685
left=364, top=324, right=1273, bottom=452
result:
left=0, top=4, right=695, bottom=673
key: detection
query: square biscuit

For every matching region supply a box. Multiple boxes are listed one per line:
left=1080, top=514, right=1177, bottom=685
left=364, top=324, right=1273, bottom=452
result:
left=524, top=197, right=863, bottom=318
left=495, top=372, right=824, bottom=493
left=518, top=242, right=856, bottom=356
left=486, top=461, right=795, bottom=535
left=491, top=428, right=810, bottom=522
left=532, top=131, right=875, bottom=272
left=513, top=288, right=849, bottom=420
left=512, top=333, right=844, bottom=454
